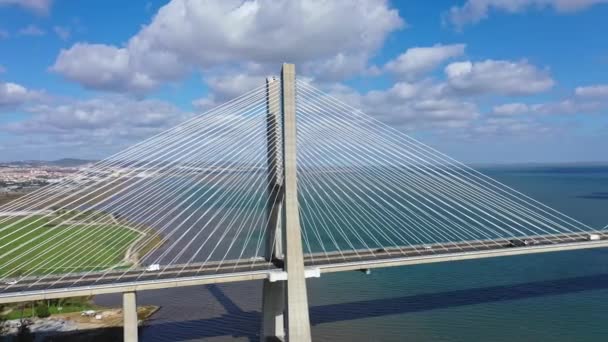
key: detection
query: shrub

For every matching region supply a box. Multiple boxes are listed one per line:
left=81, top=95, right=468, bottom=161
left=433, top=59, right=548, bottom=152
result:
left=35, top=303, right=50, bottom=318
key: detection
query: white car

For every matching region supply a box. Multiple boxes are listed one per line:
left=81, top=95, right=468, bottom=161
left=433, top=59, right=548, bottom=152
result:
left=4, top=280, right=18, bottom=285
left=146, top=264, right=160, bottom=271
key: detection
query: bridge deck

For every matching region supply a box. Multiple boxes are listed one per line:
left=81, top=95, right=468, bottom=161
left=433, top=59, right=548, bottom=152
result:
left=2, top=232, right=607, bottom=304
left=0, top=259, right=278, bottom=304
left=309, top=232, right=608, bottom=273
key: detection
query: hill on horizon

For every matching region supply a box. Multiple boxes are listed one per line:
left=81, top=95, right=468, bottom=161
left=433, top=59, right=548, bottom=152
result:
left=0, top=158, right=96, bottom=167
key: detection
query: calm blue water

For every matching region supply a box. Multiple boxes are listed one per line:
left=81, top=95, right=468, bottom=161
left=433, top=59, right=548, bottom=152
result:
left=96, top=164, right=608, bottom=341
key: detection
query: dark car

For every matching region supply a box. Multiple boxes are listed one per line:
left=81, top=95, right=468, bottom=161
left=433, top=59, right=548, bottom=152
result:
left=508, top=239, right=531, bottom=247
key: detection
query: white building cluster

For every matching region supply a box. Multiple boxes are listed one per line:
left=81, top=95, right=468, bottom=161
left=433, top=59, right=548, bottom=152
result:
left=0, top=165, right=81, bottom=191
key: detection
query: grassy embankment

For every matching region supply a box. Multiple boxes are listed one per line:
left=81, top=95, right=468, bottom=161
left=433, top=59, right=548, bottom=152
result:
left=0, top=209, right=163, bottom=278
left=1, top=297, right=96, bottom=320
left=0, top=185, right=164, bottom=326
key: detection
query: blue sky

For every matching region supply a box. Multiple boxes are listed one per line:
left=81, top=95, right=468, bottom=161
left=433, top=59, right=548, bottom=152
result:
left=0, top=0, right=607, bottom=164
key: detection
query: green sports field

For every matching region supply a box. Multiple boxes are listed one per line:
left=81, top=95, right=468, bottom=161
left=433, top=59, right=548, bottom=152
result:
left=0, top=212, right=142, bottom=278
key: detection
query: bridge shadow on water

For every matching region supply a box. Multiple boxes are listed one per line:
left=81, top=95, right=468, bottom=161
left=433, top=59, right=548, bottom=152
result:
left=135, top=273, right=608, bottom=341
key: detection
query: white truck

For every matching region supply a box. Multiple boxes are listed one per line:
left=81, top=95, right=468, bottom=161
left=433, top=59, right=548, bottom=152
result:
left=588, top=234, right=601, bottom=241
left=146, top=264, right=160, bottom=271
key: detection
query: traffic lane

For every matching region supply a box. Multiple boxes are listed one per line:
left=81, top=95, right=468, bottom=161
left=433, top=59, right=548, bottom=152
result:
left=1, top=262, right=278, bottom=294
left=305, top=233, right=596, bottom=266
left=1, top=259, right=273, bottom=287
left=303, top=232, right=600, bottom=262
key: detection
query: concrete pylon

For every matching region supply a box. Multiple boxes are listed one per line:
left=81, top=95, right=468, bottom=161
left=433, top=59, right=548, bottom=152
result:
left=261, top=76, right=286, bottom=341
left=123, top=291, right=138, bottom=342
left=263, top=76, right=284, bottom=263
left=281, top=63, right=312, bottom=342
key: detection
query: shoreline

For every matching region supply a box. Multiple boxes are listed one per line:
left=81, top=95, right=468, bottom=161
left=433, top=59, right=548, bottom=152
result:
left=1, top=304, right=159, bottom=338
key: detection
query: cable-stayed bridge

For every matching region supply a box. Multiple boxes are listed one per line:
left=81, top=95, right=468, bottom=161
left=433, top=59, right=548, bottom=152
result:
left=1, top=64, right=607, bottom=342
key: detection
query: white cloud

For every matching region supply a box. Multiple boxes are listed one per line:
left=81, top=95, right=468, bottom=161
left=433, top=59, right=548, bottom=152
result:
left=193, top=72, right=267, bottom=110
left=0, top=0, right=52, bottom=15
left=492, top=103, right=530, bottom=115
left=0, top=81, right=193, bottom=156
left=7, top=96, right=189, bottom=146
left=304, top=53, right=373, bottom=82
left=51, top=0, right=404, bottom=93
left=385, top=44, right=466, bottom=79
left=206, top=73, right=266, bottom=100
left=51, top=43, right=157, bottom=93
left=53, top=26, right=70, bottom=41
left=18, top=24, right=45, bottom=36
left=410, top=98, right=478, bottom=123
left=491, top=84, right=608, bottom=116
left=530, top=99, right=603, bottom=114
left=575, top=84, right=608, bottom=98
left=313, top=70, right=603, bottom=138
left=0, top=81, right=43, bottom=108
left=322, top=80, right=478, bottom=130
left=444, top=59, right=554, bottom=96
left=469, top=116, right=559, bottom=138
left=491, top=98, right=605, bottom=116
left=446, top=0, right=608, bottom=29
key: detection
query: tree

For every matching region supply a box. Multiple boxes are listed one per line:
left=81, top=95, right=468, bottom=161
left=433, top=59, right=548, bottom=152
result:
left=35, top=303, right=50, bottom=318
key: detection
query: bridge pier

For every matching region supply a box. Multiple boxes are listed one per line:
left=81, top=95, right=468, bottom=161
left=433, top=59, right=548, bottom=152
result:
left=261, top=280, right=286, bottom=341
left=123, top=291, right=138, bottom=342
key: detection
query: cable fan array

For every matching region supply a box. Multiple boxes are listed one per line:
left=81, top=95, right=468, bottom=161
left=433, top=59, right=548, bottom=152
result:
left=295, top=79, right=594, bottom=265
left=0, top=82, right=283, bottom=290
left=0, top=75, right=600, bottom=293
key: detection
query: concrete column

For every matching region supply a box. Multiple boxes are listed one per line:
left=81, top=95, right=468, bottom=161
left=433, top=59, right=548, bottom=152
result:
left=261, top=280, right=286, bottom=340
left=264, top=76, right=284, bottom=261
left=123, top=291, right=138, bottom=342
left=281, top=63, right=312, bottom=342
left=261, top=76, right=286, bottom=341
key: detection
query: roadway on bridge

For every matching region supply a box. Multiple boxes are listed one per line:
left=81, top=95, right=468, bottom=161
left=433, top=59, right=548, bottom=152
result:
left=307, top=232, right=608, bottom=272
left=0, top=259, right=277, bottom=295
left=2, top=232, right=607, bottom=300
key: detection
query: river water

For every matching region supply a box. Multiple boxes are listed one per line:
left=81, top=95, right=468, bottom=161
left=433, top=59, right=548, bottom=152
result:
left=96, top=164, right=608, bottom=341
